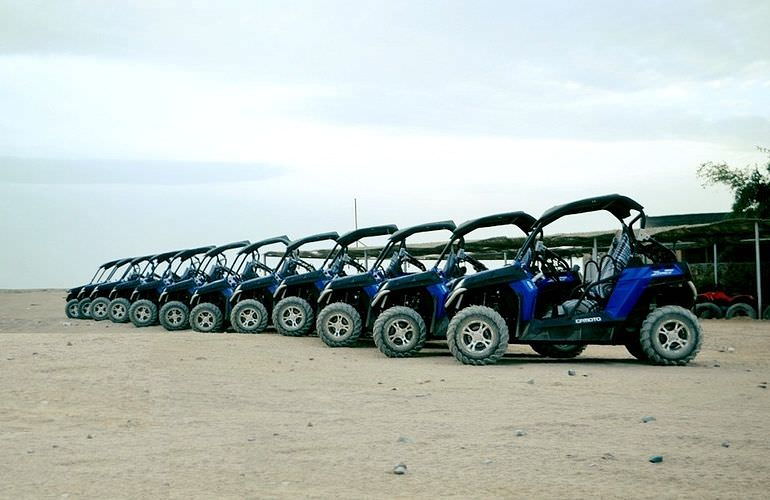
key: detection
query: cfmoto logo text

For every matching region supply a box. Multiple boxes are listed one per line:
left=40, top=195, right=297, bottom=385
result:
left=575, top=316, right=602, bottom=324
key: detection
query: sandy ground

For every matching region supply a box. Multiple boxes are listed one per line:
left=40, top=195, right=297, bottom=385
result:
left=1, top=290, right=769, bottom=499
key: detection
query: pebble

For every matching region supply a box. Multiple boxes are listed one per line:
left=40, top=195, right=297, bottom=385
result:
left=482, top=459, right=493, bottom=465
left=721, top=440, right=731, bottom=448
left=713, top=362, right=721, bottom=368
left=247, top=437, right=256, bottom=442
left=759, top=383, right=768, bottom=389
left=307, top=422, right=313, bottom=427
left=393, top=463, right=407, bottom=475
left=515, top=429, right=526, bottom=437
left=62, top=321, right=71, bottom=327
left=397, top=436, right=414, bottom=444
left=727, top=347, right=735, bottom=353
left=86, top=434, right=93, bottom=439
left=649, top=455, right=663, bottom=463
left=66, top=342, right=73, bottom=346
left=391, top=387, right=398, bottom=391
left=641, top=416, right=656, bottom=423
left=601, top=453, right=615, bottom=460
left=195, top=357, right=206, bottom=361
left=567, top=370, right=576, bottom=376
left=526, top=379, right=535, bottom=385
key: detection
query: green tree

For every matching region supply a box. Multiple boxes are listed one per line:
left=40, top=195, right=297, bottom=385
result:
left=698, top=147, right=770, bottom=219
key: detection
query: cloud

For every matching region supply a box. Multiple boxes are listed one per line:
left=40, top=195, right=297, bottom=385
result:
left=0, top=157, right=282, bottom=185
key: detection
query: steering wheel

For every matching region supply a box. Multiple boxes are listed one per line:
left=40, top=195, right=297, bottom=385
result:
left=458, top=249, right=487, bottom=272
left=403, top=253, right=426, bottom=272
left=254, top=261, right=272, bottom=274
left=343, top=255, right=366, bottom=273
left=534, top=242, right=567, bottom=280
left=296, top=258, right=316, bottom=273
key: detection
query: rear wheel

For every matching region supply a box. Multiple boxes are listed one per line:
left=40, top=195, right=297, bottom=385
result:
left=530, top=342, right=586, bottom=359
left=230, top=299, right=269, bottom=333
left=159, top=301, right=190, bottom=331
left=316, top=302, right=363, bottom=347
left=447, top=305, right=509, bottom=365
left=694, top=302, right=723, bottom=319
left=725, top=302, right=757, bottom=319
left=639, top=305, right=702, bottom=365
left=190, top=303, right=224, bottom=333
left=372, top=306, right=427, bottom=357
left=90, top=297, right=110, bottom=321
left=129, top=299, right=158, bottom=327
left=65, top=299, right=80, bottom=319
left=108, top=298, right=131, bottom=323
left=272, top=296, right=314, bottom=337
left=78, top=298, right=92, bottom=319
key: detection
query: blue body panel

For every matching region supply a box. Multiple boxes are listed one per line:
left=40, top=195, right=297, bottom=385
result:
left=364, top=284, right=380, bottom=298
left=511, top=279, right=538, bottom=321
left=426, top=282, right=451, bottom=320
left=605, top=264, right=684, bottom=318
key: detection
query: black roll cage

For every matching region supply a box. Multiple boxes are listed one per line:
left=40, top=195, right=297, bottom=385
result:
left=370, top=221, right=456, bottom=272
left=434, top=211, right=536, bottom=272
left=515, top=194, right=646, bottom=262
left=320, top=225, right=398, bottom=272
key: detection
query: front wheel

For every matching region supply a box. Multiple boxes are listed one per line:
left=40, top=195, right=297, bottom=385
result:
left=78, top=298, right=92, bottom=319
left=108, top=298, right=131, bottom=323
left=530, top=342, right=586, bottom=359
left=316, top=302, right=363, bottom=347
left=129, top=299, right=158, bottom=327
left=66, top=299, right=80, bottom=319
left=159, top=301, right=190, bottom=331
left=372, top=306, right=427, bottom=357
left=639, top=305, right=702, bottom=365
left=90, top=297, right=110, bottom=321
left=447, top=305, right=509, bottom=365
left=272, top=296, right=314, bottom=337
left=190, top=303, right=224, bottom=333
left=230, top=299, right=269, bottom=334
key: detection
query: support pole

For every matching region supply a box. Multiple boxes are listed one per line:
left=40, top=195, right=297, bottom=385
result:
left=592, top=238, right=598, bottom=261
left=713, top=242, right=718, bottom=286
left=756, top=222, right=763, bottom=320
left=503, top=251, right=508, bottom=265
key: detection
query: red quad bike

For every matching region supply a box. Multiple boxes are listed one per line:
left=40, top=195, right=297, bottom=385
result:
left=695, top=291, right=758, bottom=319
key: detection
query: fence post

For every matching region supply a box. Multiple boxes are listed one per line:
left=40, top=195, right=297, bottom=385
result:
left=756, top=222, right=763, bottom=320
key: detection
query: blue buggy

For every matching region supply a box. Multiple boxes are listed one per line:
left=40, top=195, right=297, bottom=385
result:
left=444, top=194, right=702, bottom=365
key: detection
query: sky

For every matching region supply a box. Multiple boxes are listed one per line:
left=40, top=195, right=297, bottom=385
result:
left=1, top=0, right=769, bottom=288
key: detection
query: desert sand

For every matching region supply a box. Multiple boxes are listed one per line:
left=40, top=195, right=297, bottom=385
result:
left=1, top=289, right=769, bottom=499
